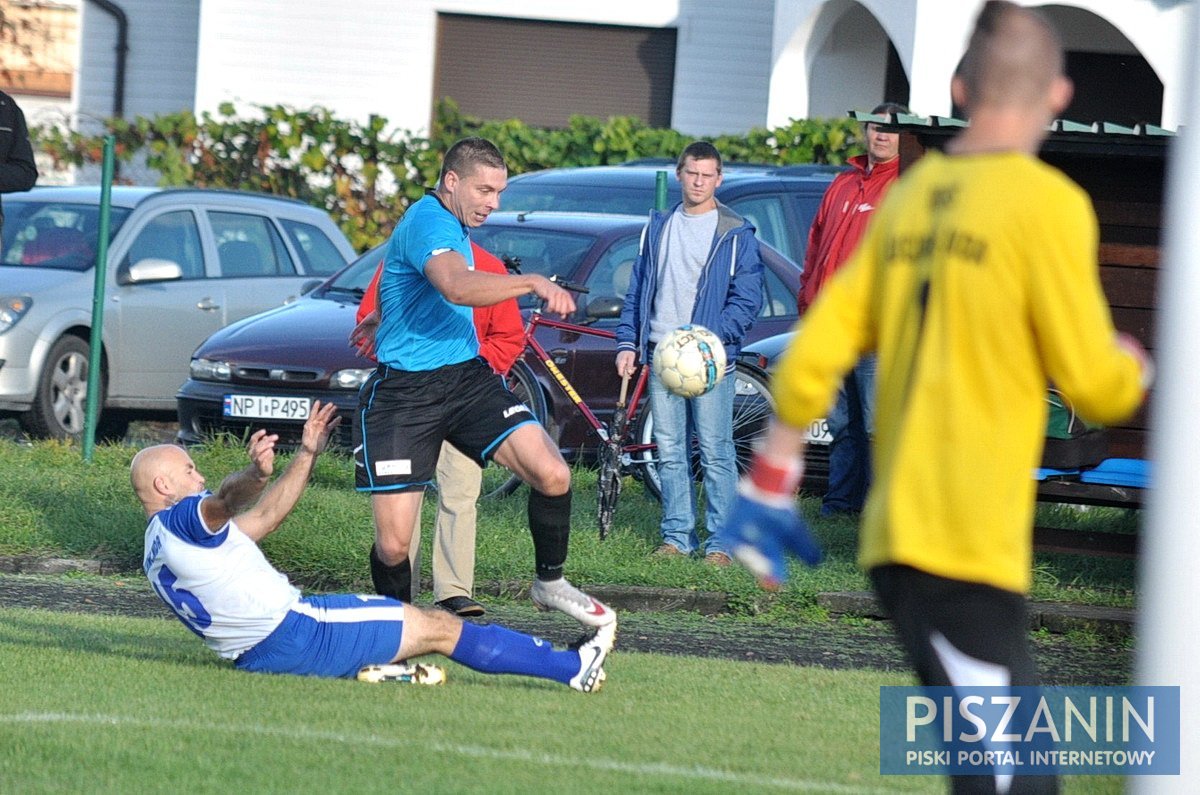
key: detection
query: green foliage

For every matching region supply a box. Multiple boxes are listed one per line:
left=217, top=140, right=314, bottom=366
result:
left=31, top=100, right=864, bottom=252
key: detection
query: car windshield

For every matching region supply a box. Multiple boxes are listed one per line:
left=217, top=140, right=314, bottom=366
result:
left=316, top=245, right=385, bottom=302
left=470, top=226, right=597, bottom=308
left=0, top=201, right=132, bottom=271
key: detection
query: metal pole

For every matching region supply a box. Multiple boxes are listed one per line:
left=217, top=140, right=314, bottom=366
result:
left=655, top=170, right=668, bottom=211
left=82, top=136, right=116, bottom=462
left=1133, top=2, right=1200, bottom=791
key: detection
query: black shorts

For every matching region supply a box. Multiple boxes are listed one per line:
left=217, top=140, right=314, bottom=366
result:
left=871, top=567, right=1057, bottom=793
left=870, top=564, right=1039, bottom=688
left=354, top=357, right=537, bottom=492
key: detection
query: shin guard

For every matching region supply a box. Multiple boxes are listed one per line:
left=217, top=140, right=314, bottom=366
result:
left=529, top=489, right=571, bottom=581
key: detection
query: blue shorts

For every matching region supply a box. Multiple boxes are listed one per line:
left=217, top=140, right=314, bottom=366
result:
left=235, top=594, right=405, bottom=678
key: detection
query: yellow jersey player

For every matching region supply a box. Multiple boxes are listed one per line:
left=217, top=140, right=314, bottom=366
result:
left=724, top=4, right=1151, bottom=792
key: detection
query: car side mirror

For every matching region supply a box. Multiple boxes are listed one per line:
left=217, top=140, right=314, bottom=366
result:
left=299, top=278, right=323, bottom=295
left=585, top=295, right=623, bottom=321
left=121, top=258, right=183, bottom=285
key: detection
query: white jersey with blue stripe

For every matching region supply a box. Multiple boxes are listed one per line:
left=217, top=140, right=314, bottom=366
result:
left=143, top=493, right=300, bottom=659
left=374, top=194, right=480, bottom=371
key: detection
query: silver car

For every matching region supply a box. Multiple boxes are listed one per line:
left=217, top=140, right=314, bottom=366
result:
left=0, top=186, right=355, bottom=439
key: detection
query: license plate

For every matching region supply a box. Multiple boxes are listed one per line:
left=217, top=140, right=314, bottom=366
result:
left=805, top=417, right=832, bottom=445
left=223, top=394, right=311, bottom=420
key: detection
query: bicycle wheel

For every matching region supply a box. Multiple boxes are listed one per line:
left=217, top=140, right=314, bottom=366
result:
left=483, top=359, right=549, bottom=500
left=633, top=361, right=775, bottom=502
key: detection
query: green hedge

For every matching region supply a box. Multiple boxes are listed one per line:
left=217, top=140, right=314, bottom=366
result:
left=33, top=99, right=863, bottom=251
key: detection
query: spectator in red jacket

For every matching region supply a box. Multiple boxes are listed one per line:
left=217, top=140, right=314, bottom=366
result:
left=357, top=241, right=524, bottom=616
left=800, top=101, right=907, bottom=516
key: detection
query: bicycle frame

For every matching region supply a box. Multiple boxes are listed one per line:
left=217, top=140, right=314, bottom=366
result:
left=521, top=311, right=654, bottom=458
left=508, top=299, right=779, bottom=536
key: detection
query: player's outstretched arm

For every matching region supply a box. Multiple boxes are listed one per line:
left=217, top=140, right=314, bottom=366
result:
left=200, top=429, right=277, bottom=530
left=424, top=251, right=575, bottom=316
left=233, top=401, right=342, bottom=541
left=726, top=420, right=823, bottom=589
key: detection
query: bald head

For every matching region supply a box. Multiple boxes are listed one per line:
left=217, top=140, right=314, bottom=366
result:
left=956, top=1, right=1065, bottom=110
left=131, top=444, right=205, bottom=516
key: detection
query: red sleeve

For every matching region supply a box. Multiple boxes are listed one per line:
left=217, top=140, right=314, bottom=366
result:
left=356, top=262, right=383, bottom=323
left=799, top=183, right=837, bottom=313
left=470, top=243, right=525, bottom=375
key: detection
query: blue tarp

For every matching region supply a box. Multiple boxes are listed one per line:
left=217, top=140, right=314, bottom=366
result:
left=1035, top=458, right=1150, bottom=489
left=1079, top=458, right=1150, bottom=489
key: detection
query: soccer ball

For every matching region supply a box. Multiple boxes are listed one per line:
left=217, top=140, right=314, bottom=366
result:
left=653, top=325, right=726, bottom=398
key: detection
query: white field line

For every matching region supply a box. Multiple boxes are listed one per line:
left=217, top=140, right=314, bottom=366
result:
left=1, top=711, right=893, bottom=794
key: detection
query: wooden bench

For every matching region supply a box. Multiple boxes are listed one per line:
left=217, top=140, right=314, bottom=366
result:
left=1029, top=166, right=1157, bottom=557
left=896, top=120, right=1163, bottom=466
left=1034, top=472, right=1143, bottom=559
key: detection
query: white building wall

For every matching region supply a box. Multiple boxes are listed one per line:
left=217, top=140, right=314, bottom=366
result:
left=194, top=0, right=423, bottom=131
left=903, top=0, right=981, bottom=119
left=20, top=94, right=77, bottom=185
left=72, top=0, right=1194, bottom=144
left=192, top=0, right=773, bottom=137
left=669, top=0, right=775, bottom=135
left=75, top=0, right=199, bottom=131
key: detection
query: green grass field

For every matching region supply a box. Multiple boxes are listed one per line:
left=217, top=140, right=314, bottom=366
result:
left=0, top=437, right=1138, bottom=620
left=0, top=436, right=1137, bottom=792
left=0, top=607, right=1123, bottom=794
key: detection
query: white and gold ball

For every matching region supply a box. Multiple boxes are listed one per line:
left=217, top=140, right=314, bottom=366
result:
left=653, top=324, right=726, bottom=398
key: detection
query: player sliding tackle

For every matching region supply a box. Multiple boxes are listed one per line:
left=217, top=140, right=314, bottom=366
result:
left=131, top=402, right=614, bottom=692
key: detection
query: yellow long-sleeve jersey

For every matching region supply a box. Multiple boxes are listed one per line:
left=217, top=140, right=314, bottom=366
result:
left=775, top=150, right=1145, bottom=594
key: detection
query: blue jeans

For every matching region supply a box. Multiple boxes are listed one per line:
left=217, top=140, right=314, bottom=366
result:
left=648, top=365, right=737, bottom=554
left=823, top=355, right=876, bottom=515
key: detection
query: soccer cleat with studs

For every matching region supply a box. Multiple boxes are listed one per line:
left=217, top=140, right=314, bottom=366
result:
left=356, top=662, right=447, bottom=685
left=530, top=577, right=616, bottom=627
left=568, top=617, right=617, bottom=693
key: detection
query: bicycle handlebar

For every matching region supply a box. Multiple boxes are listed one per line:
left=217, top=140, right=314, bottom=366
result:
left=550, top=274, right=590, bottom=294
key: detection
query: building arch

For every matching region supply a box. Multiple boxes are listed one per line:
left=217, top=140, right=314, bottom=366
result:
left=771, top=0, right=1188, bottom=130
left=1035, top=3, right=1170, bottom=127
left=769, top=0, right=911, bottom=126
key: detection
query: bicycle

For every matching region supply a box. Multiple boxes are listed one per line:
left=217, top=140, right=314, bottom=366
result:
left=488, top=277, right=777, bottom=540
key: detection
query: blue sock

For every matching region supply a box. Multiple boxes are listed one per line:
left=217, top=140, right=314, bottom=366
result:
left=450, top=622, right=578, bottom=685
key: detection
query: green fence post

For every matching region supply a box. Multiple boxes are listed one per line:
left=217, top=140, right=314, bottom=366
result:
left=82, top=135, right=116, bottom=462
left=655, top=170, right=668, bottom=211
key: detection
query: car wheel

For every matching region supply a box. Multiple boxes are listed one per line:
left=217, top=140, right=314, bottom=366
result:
left=634, top=361, right=776, bottom=502
left=19, top=335, right=99, bottom=440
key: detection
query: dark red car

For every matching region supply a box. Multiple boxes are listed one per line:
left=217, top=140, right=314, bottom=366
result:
left=176, top=211, right=803, bottom=461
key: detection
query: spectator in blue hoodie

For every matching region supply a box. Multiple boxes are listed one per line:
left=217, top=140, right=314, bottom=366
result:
left=615, top=141, right=764, bottom=564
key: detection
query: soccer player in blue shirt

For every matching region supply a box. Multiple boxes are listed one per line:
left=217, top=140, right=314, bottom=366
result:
left=350, top=137, right=616, bottom=630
